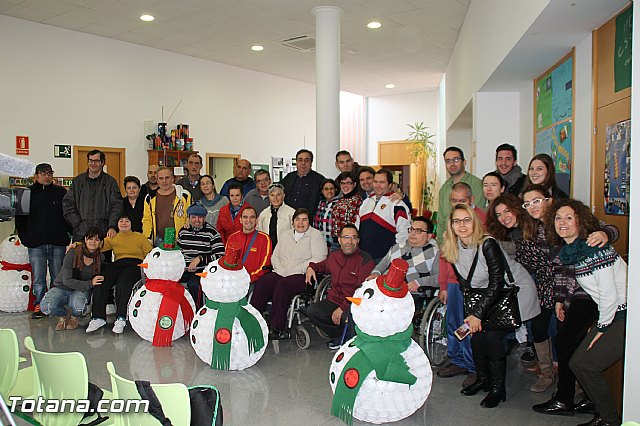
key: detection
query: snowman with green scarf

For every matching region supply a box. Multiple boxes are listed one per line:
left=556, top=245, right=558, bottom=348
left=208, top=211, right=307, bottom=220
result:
left=190, top=245, right=268, bottom=370
left=329, top=258, right=432, bottom=425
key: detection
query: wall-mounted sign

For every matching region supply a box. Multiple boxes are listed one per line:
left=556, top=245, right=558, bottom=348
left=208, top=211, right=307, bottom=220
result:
left=16, top=136, right=29, bottom=155
left=54, top=145, right=72, bottom=158
left=9, top=176, right=73, bottom=189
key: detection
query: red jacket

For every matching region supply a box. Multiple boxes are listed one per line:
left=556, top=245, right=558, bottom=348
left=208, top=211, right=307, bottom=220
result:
left=216, top=203, right=251, bottom=244
left=226, top=229, right=272, bottom=283
left=309, top=249, right=375, bottom=312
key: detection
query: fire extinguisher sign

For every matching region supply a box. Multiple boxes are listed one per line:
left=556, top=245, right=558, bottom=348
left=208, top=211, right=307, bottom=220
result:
left=16, top=136, right=29, bottom=155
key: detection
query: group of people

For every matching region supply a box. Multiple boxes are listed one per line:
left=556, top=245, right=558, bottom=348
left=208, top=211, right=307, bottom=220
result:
left=13, top=142, right=627, bottom=425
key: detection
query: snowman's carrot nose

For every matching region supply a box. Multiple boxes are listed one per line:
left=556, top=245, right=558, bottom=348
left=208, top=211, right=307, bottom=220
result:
left=14, top=240, right=20, bottom=246
left=196, top=272, right=207, bottom=278
left=346, top=297, right=361, bottom=306
left=138, top=263, right=148, bottom=268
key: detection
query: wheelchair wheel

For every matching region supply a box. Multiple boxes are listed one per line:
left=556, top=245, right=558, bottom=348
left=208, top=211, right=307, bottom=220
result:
left=312, top=276, right=333, bottom=339
left=295, top=326, right=311, bottom=349
left=420, top=297, right=448, bottom=367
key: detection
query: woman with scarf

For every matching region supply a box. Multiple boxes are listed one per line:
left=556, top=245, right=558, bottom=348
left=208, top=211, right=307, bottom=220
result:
left=40, top=227, right=104, bottom=331
left=197, top=174, right=229, bottom=228
left=546, top=198, right=626, bottom=426
left=216, top=183, right=250, bottom=244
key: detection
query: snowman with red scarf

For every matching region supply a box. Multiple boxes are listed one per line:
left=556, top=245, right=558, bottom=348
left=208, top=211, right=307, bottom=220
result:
left=128, top=229, right=195, bottom=346
left=0, top=235, right=33, bottom=313
left=329, top=259, right=432, bottom=425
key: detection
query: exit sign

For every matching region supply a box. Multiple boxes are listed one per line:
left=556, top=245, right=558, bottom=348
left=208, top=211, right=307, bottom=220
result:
left=54, top=145, right=72, bottom=158
left=16, top=136, right=29, bottom=155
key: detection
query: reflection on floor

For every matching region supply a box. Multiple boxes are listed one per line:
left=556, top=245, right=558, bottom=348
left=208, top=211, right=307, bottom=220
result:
left=2, top=311, right=592, bottom=425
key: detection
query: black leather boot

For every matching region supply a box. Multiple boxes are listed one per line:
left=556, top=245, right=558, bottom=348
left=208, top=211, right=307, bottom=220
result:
left=481, top=358, right=506, bottom=408
left=462, top=357, right=490, bottom=396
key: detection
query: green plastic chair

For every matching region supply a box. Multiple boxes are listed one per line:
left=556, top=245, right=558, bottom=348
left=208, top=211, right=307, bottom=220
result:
left=106, top=362, right=190, bottom=426
left=0, top=328, right=33, bottom=399
left=23, top=336, right=113, bottom=426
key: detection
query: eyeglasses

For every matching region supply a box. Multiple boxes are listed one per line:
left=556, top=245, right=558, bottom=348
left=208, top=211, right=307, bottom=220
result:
left=444, top=157, right=462, bottom=165
left=340, top=181, right=355, bottom=186
left=340, top=235, right=359, bottom=241
left=449, top=198, right=469, bottom=204
left=408, top=227, right=429, bottom=234
left=256, top=177, right=271, bottom=184
left=451, top=217, right=473, bottom=226
left=37, top=171, right=53, bottom=176
left=522, top=198, right=549, bottom=209
left=88, top=159, right=102, bottom=164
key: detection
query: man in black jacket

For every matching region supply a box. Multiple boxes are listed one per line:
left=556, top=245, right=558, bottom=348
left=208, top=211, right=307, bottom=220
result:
left=16, top=163, right=72, bottom=318
left=280, top=149, right=325, bottom=217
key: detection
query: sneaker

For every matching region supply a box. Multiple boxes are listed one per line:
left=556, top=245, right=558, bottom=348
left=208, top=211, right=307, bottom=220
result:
left=86, top=318, right=107, bottom=333
left=521, top=342, right=537, bottom=366
left=55, top=317, right=67, bottom=331
left=106, top=304, right=117, bottom=316
left=112, top=319, right=126, bottom=334
left=31, top=305, right=46, bottom=319
left=326, top=339, right=341, bottom=350
left=66, top=316, right=79, bottom=330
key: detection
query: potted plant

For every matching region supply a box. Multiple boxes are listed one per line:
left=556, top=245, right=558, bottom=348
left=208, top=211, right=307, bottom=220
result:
left=406, top=122, right=437, bottom=217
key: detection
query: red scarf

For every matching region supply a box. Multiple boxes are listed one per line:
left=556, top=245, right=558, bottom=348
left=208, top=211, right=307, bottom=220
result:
left=145, top=279, right=194, bottom=347
left=1, top=261, right=36, bottom=311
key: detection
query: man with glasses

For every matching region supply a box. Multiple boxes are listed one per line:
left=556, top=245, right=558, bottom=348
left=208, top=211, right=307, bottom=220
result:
left=16, top=163, right=72, bottom=319
left=305, top=224, right=374, bottom=348
left=220, top=158, right=256, bottom=199
left=436, top=147, right=485, bottom=243
left=63, top=149, right=122, bottom=242
left=281, top=149, right=325, bottom=217
left=244, top=169, right=271, bottom=215
left=176, top=153, right=204, bottom=201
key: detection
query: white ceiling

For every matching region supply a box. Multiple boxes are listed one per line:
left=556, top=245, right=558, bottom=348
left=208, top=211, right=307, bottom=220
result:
left=0, top=0, right=470, bottom=97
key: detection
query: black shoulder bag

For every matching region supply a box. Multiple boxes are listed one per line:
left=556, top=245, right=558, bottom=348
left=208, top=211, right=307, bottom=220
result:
left=452, top=240, right=521, bottom=331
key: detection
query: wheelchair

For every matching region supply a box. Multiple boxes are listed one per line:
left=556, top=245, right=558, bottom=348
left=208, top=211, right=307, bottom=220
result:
left=412, top=287, right=448, bottom=367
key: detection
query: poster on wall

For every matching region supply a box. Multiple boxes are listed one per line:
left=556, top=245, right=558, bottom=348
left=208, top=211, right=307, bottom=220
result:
left=535, top=120, right=572, bottom=196
left=614, top=6, right=633, bottom=92
left=604, top=120, right=630, bottom=216
left=535, top=55, right=573, bottom=131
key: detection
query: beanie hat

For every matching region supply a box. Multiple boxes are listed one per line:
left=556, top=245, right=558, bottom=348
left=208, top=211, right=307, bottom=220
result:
left=187, top=204, right=207, bottom=217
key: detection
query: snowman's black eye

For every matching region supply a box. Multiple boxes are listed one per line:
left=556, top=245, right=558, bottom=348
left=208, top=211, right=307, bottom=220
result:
left=363, top=288, right=374, bottom=299
left=208, top=265, right=218, bottom=273
left=152, top=251, right=160, bottom=258
left=8, top=237, right=16, bottom=242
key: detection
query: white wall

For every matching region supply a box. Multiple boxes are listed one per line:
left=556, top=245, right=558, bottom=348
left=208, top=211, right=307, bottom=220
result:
left=572, top=33, right=593, bottom=204
left=366, top=91, right=439, bottom=165
left=445, top=0, right=549, bottom=130
left=0, top=15, right=316, bottom=182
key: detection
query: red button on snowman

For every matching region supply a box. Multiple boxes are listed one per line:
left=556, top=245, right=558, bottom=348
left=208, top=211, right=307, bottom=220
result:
left=329, top=258, right=432, bottom=425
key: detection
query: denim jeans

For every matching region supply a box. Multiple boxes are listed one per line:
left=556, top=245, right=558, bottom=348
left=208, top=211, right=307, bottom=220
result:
left=40, top=287, right=90, bottom=317
left=28, top=245, right=66, bottom=305
left=446, top=283, right=475, bottom=372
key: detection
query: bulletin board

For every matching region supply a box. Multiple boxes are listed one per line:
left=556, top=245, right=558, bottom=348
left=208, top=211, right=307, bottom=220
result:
left=533, top=50, right=575, bottom=196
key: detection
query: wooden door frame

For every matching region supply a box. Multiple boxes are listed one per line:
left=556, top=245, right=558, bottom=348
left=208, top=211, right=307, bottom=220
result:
left=73, top=146, right=126, bottom=192
left=205, top=153, right=240, bottom=176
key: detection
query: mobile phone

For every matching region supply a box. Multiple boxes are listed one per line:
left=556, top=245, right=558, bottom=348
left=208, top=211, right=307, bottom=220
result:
left=454, top=323, right=471, bottom=340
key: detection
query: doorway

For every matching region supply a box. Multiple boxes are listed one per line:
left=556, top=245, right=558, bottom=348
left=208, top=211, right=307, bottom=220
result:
left=73, top=146, right=126, bottom=194
left=206, top=153, right=240, bottom=193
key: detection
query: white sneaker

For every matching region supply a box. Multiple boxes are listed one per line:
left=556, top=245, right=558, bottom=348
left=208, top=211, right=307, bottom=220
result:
left=86, top=318, right=107, bottom=333
left=112, top=319, right=126, bottom=334
left=106, top=304, right=117, bottom=315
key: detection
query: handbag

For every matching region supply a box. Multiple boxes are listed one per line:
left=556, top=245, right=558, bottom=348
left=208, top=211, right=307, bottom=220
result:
left=452, top=240, right=522, bottom=331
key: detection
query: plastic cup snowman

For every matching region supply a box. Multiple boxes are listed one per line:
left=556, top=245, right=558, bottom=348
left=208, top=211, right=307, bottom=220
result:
left=0, top=235, right=33, bottom=312
left=127, top=229, right=195, bottom=346
left=329, top=258, right=432, bottom=425
left=190, top=245, right=268, bottom=370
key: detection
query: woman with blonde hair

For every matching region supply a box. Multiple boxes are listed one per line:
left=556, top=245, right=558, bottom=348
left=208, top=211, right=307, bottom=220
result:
left=441, top=205, right=539, bottom=408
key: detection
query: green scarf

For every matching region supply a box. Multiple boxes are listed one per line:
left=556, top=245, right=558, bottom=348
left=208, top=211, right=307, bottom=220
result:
left=331, top=325, right=416, bottom=425
left=559, top=237, right=603, bottom=265
left=204, top=296, right=265, bottom=370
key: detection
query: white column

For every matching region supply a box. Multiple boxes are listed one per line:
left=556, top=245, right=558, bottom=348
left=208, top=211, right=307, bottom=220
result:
left=312, top=6, right=342, bottom=177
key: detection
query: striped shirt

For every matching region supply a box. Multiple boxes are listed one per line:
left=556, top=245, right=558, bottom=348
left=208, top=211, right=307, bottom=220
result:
left=177, top=222, right=225, bottom=269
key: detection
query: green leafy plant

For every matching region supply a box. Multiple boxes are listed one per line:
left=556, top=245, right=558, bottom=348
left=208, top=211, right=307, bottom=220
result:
left=406, top=122, right=437, bottom=212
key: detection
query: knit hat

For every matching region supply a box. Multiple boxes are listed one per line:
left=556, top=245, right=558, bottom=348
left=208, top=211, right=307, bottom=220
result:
left=376, top=258, right=409, bottom=298
left=220, top=244, right=243, bottom=271
left=187, top=204, right=207, bottom=217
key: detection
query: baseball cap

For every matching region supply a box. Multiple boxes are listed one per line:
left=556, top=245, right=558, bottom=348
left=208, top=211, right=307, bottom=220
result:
left=187, top=204, right=207, bottom=217
left=35, top=163, right=54, bottom=173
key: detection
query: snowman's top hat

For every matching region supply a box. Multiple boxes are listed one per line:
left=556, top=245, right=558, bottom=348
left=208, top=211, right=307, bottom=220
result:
left=160, top=227, right=180, bottom=250
left=220, top=244, right=243, bottom=270
left=376, top=258, right=409, bottom=298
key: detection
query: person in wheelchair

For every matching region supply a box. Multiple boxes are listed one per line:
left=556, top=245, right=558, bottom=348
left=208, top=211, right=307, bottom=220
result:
left=304, top=224, right=375, bottom=349
left=367, top=216, right=439, bottom=295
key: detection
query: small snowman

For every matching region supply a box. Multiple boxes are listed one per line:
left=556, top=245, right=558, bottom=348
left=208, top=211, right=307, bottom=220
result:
left=190, top=245, right=268, bottom=370
left=329, top=259, right=432, bottom=425
left=128, top=229, right=195, bottom=347
left=0, top=235, right=33, bottom=313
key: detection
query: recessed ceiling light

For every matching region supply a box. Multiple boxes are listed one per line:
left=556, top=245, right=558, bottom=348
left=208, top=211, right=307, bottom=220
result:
left=251, top=45, right=264, bottom=51
left=367, top=21, right=382, bottom=29
left=140, top=14, right=155, bottom=22
left=385, top=83, right=396, bottom=89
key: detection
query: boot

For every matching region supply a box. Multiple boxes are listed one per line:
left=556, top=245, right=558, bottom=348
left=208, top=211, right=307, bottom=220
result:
left=481, top=358, right=506, bottom=408
left=462, top=357, right=490, bottom=396
left=530, top=339, right=554, bottom=392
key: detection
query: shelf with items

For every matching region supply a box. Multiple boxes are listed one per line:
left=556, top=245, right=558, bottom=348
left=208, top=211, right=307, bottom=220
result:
left=148, top=149, right=198, bottom=168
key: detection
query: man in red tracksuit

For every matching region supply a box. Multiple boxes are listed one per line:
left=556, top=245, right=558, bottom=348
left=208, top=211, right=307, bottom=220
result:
left=305, top=224, right=375, bottom=348
left=226, top=207, right=272, bottom=284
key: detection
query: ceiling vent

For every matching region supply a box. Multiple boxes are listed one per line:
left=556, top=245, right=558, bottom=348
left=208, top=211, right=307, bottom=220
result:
left=281, top=35, right=315, bottom=51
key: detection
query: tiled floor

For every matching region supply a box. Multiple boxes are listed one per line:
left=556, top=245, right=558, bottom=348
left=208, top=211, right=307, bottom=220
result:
left=1, top=311, right=593, bottom=425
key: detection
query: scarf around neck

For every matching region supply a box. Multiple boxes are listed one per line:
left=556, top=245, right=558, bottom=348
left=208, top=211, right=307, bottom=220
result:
left=559, top=237, right=601, bottom=265
left=500, top=164, right=523, bottom=188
